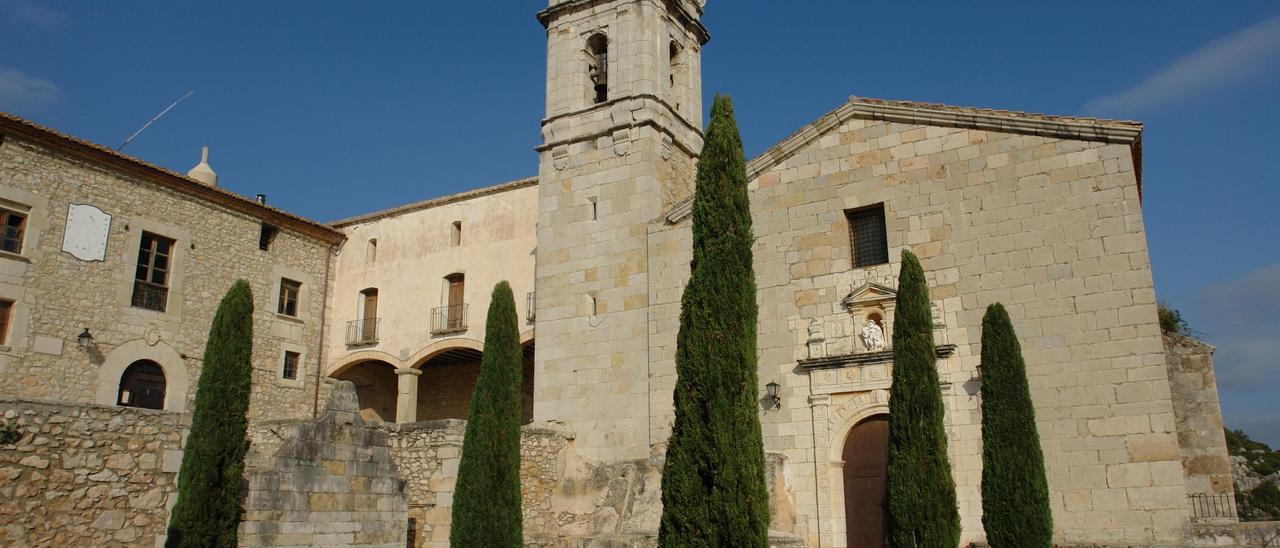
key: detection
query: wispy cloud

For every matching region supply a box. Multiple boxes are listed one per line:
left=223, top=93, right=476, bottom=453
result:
left=0, top=67, right=60, bottom=111
left=0, top=0, right=64, bottom=31
left=1083, top=15, right=1280, bottom=116
left=1195, top=263, right=1280, bottom=388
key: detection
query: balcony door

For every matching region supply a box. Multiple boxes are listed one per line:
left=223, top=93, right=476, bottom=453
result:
left=360, top=288, right=378, bottom=342
left=445, top=274, right=464, bottom=330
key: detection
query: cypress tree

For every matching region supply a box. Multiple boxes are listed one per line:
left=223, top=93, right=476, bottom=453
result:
left=885, top=250, right=961, bottom=548
left=659, top=95, right=770, bottom=547
left=166, top=280, right=255, bottom=548
left=451, top=281, right=523, bottom=547
left=979, top=303, right=1052, bottom=547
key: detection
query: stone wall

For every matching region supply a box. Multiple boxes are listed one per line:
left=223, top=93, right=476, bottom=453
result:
left=380, top=418, right=802, bottom=548
left=0, top=134, right=336, bottom=424
left=0, top=396, right=186, bottom=546
left=1164, top=334, right=1234, bottom=500
left=240, top=381, right=407, bottom=547
left=647, top=100, right=1185, bottom=545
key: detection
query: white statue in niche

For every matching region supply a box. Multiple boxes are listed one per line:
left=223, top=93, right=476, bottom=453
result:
left=861, top=317, right=886, bottom=351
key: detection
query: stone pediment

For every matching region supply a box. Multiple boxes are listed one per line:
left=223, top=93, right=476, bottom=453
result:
left=842, top=282, right=896, bottom=308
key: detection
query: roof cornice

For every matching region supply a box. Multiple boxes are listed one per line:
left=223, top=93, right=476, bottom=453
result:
left=329, top=177, right=539, bottom=228
left=666, top=96, right=1146, bottom=224
left=537, top=0, right=710, bottom=45
left=0, top=112, right=345, bottom=245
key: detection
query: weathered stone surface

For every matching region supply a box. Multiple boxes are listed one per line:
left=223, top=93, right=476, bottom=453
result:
left=0, top=398, right=184, bottom=547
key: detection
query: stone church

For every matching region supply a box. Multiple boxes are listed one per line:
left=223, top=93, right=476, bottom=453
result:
left=0, top=0, right=1252, bottom=546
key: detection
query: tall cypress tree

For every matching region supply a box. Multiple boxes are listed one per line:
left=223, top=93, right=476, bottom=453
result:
left=885, top=250, right=961, bottom=548
left=659, top=95, right=770, bottom=547
left=451, top=281, right=523, bottom=547
left=166, top=280, right=255, bottom=548
left=980, top=303, right=1052, bottom=547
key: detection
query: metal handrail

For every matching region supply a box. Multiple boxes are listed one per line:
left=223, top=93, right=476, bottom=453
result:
left=431, top=304, right=468, bottom=334
left=346, top=318, right=379, bottom=345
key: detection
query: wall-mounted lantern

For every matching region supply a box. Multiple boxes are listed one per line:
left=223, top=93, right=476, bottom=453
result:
left=76, top=328, right=93, bottom=350
left=765, top=380, right=781, bottom=410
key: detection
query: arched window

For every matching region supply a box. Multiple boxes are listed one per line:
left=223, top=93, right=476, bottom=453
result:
left=586, top=34, right=609, bottom=104
left=117, top=360, right=166, bottom=410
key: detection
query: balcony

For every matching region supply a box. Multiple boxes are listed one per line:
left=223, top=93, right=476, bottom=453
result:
left=526, top=292, right=535, bottom=324
left=130, top=280, right=168, bottom=312
left=346, top=318, right=379, bottom=346
left=431, top=304, right=468, bottom=335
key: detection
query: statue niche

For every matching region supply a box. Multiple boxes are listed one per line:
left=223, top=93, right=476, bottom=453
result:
left=842, top=283, right=897, bottom=353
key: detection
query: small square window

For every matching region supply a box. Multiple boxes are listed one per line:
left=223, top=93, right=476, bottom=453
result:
left=282, top=350, right=300, bottom=380
left=259, top=223, right=279, bottom=251
left=0, top=208, right=27, bottom=254
left=0, top=299, right=12, bottom=346
left=278, top=279, right=301, bottom=317
left=846, top=204, right=889, bottom=268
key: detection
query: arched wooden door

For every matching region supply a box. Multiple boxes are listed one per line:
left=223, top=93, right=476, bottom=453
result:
left=843, top=415, right=889, bottom=548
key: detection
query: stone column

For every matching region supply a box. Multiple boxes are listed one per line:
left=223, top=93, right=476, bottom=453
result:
left=395, top=368, right=423, bottom=424
left=809, top=393, right=833, bottom=547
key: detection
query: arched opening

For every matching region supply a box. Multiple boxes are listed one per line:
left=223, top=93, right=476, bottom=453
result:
left=843, top=415, right=889, bottom=548
left=333, top=359, right=398, bottom=423
left=117, top=360, right=166, bottom=410
left=669, top=40, right=684, bottom=111
left=414, top=340, right=535, bottom=424
left=586, top=33, right=609, bottom=104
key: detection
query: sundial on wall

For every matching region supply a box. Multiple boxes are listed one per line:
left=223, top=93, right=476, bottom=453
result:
left=61, top=204, right=111, bottom=262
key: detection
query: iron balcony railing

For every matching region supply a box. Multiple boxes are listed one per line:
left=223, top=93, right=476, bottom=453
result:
left=130, top=280, right=168, bottom=312
left=527, top=292, right=535, bottom=323
left=1189, top=493, right=1234, bottom=520
left=431, top=304, right=468, bottom=335
left=346, top=318, right=380, bottom=345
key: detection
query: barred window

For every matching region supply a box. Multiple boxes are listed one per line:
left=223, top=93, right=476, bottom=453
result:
left=846, top=204, right=888, bottom=268
left=282, top=351, right=300, bottom=380
left=0, top=208, right=26, bottom=254
left=278, top=278, right=301, bottom=317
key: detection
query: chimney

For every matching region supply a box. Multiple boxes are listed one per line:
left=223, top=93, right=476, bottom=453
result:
left=187, top=146, right=217, bottom=186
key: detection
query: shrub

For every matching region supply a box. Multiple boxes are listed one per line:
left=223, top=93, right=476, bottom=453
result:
left=166, top=280, right=254, bottom=548
left=659, top=95, right=770, bottom=547
left=451, top=281, right=524, bottom=547
left=979, top=303, right=1052, bottom=547
left=885, top=250, right=961, bottom=548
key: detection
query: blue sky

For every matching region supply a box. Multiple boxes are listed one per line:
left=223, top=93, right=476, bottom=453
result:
left=2, top=2, right=1278, bottom=445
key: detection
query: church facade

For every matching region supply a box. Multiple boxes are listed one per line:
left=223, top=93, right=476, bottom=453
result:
left=0, top=0, right=1241, bottom=546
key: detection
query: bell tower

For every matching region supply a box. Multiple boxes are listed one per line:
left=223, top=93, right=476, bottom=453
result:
left=533, top=0, right=708, bottom=462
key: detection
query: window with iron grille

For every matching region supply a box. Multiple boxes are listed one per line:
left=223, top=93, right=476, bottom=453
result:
left=278, top=278, right=301, bottom=317
left=846, top=204, right=888, bottom=268
left=282, top=351, right=300, bottom=380
left=0, top=208, right=26, bottom=254
left=132, top=232, right=175, bottom=312
left=0, top=299, right=12, bottom=346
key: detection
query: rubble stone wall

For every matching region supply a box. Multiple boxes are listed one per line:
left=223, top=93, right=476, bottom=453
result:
left=0, top=397, right=186, bottom=546
left=380, top=419, right=801, bottom=548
